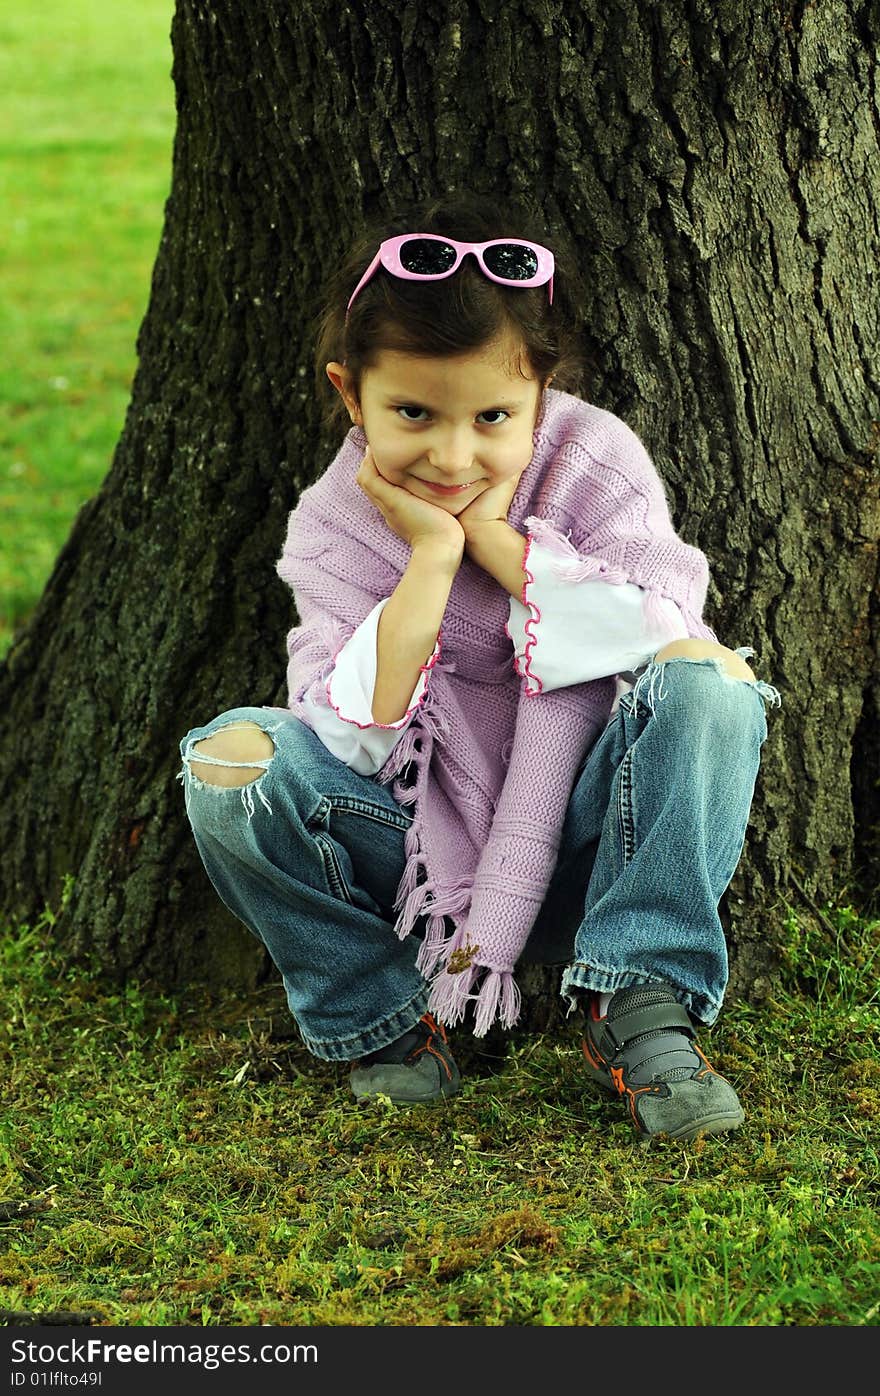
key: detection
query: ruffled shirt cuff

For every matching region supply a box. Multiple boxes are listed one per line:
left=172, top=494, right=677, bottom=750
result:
left=507, top=536, right=689, bottom=696
left=299, top=598, right=440, bottom=776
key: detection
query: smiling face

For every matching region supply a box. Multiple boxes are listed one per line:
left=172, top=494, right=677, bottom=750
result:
left=326, top=333, right=549, bottom=515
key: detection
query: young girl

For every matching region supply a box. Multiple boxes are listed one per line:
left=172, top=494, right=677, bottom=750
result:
left=177, top=192, right=781, bottom=1143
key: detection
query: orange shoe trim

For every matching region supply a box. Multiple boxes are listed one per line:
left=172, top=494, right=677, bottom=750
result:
left=407, top=1015, right=454, bottom=1082
left=582, top=1035, right=607, bottom=1072
left=607, top=1064, right=663, bottom=1128
left=692, top=1040, right=724, bottom=1081
left=423, top=1039, right=454, bottom=1081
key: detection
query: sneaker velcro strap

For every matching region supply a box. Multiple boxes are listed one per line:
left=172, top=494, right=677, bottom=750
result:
left=604, top=1000, right=694, bottom=1052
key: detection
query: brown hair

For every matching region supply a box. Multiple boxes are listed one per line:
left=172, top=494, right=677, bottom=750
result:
left=312, top=191, right=588, bottom=439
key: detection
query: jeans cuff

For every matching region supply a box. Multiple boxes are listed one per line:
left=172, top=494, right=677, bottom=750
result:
left=296, top=985, right=431, bottom=1062
left=560, top=962, right=721, bottom=1027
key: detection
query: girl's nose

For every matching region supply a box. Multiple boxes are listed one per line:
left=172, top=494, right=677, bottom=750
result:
left=428, top=428, right=474, bottom=476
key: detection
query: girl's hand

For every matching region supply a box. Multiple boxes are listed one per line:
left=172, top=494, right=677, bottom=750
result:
left=457, top=468, right=526, bottom=539
left=356, top=447, right=465, bottom=559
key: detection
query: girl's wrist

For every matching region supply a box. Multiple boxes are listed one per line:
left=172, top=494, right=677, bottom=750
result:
left=462, top=516, right=506, bottom=546
left=461, top=520, right=528, bottom=598
left=410, top=535, right=464, bottom=573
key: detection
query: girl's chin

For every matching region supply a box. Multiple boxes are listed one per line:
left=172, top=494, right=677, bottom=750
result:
left=415, top=493, right=473, bottom=514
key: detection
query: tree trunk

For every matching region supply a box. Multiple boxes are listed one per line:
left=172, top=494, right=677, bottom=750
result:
left=2, top=0, right=878, bottom=1027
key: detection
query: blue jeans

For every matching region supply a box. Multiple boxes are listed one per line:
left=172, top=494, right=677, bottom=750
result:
left=177, top=652, right=780, bottom=1061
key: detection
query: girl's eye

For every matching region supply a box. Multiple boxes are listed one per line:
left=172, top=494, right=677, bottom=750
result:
left=394, top=406, right=509, bottom=424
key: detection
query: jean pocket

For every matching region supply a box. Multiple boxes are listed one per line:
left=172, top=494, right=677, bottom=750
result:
left=306, top=796, right=397, bottom=914
left=312, top=830, right=355, bottom=904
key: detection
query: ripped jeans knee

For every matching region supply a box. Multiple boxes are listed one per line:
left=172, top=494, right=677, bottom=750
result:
left=631, top=645, right=783, bottom=719
left=177, top=716, right=286, bottom=822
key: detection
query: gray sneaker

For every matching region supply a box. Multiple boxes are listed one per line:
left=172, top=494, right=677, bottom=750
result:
left=350, top=1013, right=461, bottom=1103
left=582, top=984, right=745, bottom=1141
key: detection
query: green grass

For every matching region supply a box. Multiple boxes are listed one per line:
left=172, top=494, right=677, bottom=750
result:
left=0, top=0, right=174, bottom=654
left=1, top=880, right=878, bottom=1327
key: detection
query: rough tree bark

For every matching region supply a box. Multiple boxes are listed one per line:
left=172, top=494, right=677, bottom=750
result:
left=2, top=0, right=878, bottom=1030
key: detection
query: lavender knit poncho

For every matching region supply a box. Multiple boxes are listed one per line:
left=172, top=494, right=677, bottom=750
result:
left=276, top=388, right=717, bottom=1035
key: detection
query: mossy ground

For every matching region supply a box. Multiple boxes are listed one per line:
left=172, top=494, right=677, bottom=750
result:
left=1, top=887, right=878, bottom=1327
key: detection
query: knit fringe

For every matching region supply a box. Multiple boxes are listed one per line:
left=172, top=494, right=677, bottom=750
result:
left=415, top=913, right=455, bottom=978
left=422, top=916, right=514, bottom=1034
left=393, top=781, right=420, bottom=808
left=378, top=712, right=433, bottom=939
left=429, top=879, right=475, bottom=917
left=318, top=613, right=353, bottom=658
left=430, top=914, right=475, bottom=963
left=428, top=965, right=523, bottom=1035
left=378, top=693, right=479, bottom=954
left=473, top=968, right=522, bottom=1035
left=556, top=555, right=628, bottom=585
left=427, top=962, right=480, bottom=1027
left=392, top=858, right=474, bottom=944
left=378, top=725, right=421, bottom=791
left=522, top=516, right=627, bottom=585
left=641, top=586, right=674, bottom=633
left=394, top=880, right=432, bottom=938
left=414, top=703, right=451, bottom=745
left=408, top=880, right=473, bottom=964
left=522, top=515, right=578, bottom=558
left=681, top=605, right=719, bottom=644
left=394, top=850, right=423, bottom=904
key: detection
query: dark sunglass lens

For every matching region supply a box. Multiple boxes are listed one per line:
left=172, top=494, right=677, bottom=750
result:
left=482, top=243, right=539, bottom=280
left=399, top=238, right=457, bottom=275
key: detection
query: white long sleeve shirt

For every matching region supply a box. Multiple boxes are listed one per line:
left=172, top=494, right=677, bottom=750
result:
left=300, top=537, right=688, bottom=776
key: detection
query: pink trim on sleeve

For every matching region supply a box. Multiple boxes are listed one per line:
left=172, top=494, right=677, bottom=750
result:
left=324, top=632, right=443, bottom=730
left=507, top=533, right=543, bottom=697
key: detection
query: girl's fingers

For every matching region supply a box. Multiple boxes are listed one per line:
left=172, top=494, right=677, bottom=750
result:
left=356, top=447, right=375, bottom=487
left=359, top=449, right=400, bottom=506
left=358, top=445, right=380, bottom=480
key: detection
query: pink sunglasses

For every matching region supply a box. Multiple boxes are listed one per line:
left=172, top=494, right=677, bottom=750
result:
left=345, top=233, right=555, bottom=321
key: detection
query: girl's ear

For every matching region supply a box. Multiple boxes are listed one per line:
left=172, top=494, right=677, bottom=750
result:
left=326, top=361, right=362, bottom=423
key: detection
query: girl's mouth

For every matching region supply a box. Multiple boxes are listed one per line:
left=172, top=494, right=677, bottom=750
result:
left=419, top=480, right=479, bottom=495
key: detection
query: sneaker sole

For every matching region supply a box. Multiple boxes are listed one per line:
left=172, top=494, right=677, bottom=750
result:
left=350, top=1080, right=458, bottom=1104
left=653, top=1106, right=745, bottom=1143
